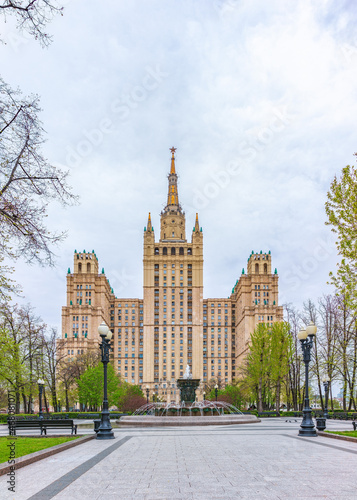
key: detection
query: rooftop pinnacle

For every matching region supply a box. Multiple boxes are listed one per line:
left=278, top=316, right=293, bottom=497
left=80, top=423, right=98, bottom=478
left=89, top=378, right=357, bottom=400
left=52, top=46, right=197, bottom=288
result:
left=165, top=147, right=181, bottom=211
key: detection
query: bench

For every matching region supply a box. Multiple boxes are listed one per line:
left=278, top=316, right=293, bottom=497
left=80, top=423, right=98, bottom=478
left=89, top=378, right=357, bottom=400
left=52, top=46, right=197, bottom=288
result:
left=39, top=419, right=77, bottom=435
left=258, top=411, right=280, bottom=417
left=8, top=420, right=42, bottom=435
left=8, top=419, right=77, bottom=435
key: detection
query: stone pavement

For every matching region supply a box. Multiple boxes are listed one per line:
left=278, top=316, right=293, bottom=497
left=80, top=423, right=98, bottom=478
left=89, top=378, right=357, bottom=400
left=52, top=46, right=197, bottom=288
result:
left=0, top=418, right=356, bottom=500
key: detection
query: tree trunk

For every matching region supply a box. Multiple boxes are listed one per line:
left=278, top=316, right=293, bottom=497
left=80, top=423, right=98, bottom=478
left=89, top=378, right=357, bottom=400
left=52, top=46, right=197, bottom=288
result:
left=275, top=379, right=281, bottom=412
left=65, top=387, right=69, bottom=411
left=258, top=377, right=263, bottom=412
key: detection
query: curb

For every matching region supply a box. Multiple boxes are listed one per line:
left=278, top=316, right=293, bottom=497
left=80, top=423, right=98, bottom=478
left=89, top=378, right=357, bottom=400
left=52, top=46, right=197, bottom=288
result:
left=317, top=431, right=357, bottom=443
left=0, top=434, right=95, bottom=476
left=117, top=416, right=261, bottom=427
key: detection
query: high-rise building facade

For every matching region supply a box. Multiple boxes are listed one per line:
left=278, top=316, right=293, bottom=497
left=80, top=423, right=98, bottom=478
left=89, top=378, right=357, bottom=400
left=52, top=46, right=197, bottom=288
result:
left=61, top=148, right=283, bottom=401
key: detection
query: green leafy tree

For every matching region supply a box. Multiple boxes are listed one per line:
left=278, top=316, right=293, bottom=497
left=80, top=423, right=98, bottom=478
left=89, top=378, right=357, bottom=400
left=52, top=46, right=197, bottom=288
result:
left=77, top=364, right=119, bottom=411
left=269, top=322, right=293, bottom=411
left=244, top=323, right=271, bottom=412
left=325, top=157, right=357, bottom=304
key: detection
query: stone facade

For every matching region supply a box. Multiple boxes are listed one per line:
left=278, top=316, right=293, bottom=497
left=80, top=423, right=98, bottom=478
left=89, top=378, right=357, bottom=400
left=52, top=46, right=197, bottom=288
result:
left=61, top=148, right=283, bottom=401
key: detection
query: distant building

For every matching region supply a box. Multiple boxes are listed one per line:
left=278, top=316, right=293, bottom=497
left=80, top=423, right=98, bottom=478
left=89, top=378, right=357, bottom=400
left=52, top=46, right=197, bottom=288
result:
left=61, top=148, right=283, bottom=400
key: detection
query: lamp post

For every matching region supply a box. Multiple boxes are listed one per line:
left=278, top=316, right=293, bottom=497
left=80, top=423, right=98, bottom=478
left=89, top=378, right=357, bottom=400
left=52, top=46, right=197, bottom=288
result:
left=214, top=384, right=218, bottom=402
left=203, top=391, right=206, bottom=401
left=37, top=379, right=45, bottom=420
left=323, top=379, right=330, bottom=420
left=97, top=322, right=115, bottom=440
left=146, top=385, right=150, bottom=406
left=58, top=399, right=61, bottom=413
left=298, top=322, right=317, bottom=437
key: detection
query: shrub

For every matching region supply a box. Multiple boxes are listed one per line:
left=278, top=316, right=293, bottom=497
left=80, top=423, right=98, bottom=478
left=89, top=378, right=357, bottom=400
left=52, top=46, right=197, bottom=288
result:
left=120, top=395, right=146, bottom=413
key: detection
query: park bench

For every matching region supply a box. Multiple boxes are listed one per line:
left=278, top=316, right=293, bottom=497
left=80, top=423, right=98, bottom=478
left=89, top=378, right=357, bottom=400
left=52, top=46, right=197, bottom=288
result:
left=8, top=418, right=77, bottom=435
left=39, top=419, right=77, bottom=435
left=257, top=411, right=280, bottom=417
left=8, top=420, right=42, bottom=435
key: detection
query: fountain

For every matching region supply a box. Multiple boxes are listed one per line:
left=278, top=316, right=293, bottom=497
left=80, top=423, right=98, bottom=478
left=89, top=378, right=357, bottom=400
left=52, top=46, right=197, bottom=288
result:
left=176, top=365, right=200, bottom=403
left=118, top=366, right=260, bottom=427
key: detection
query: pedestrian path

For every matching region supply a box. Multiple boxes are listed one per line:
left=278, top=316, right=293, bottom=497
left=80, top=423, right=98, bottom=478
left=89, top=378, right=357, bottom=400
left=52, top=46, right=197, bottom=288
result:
left=1, top=419, right=356, bottom=499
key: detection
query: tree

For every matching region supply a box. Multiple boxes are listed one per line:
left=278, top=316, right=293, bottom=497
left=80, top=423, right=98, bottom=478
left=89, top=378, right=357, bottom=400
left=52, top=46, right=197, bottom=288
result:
left=0, top=77, right=78, bottom=265
left=57, top=359, right=78, bottom=411
left=0, top=303, right=45, bottom=412
left=244, top=323, right=271, bottom=412
left=0, top=254, right=20, bottom=303
left=39, top=327, right=67, bottom=412
left=325, top=157, right=357, bottom=304
left=0, top=0, right=64, bottom=47
left=269, top=322, right=293, bottom=411
left=77, top=364, right=120, bottom=411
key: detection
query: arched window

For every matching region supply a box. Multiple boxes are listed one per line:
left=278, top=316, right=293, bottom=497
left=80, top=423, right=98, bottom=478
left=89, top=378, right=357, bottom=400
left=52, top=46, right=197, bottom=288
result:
left=264, top=263, right=267, bottom=274
left=154, top=247, right=159, bottom=255
left=163, top=247, right=167, bottom=255
left=255, top=263, right=259, bottom=274
left=78, top=263, right=82, bottom=273
left=87, top=262, right=91, bottom=273
left=187, top=248, right=192, bottom=255
left=171, top=247, right=176, bottom=255
left=179, top=247, right=184, bottom=255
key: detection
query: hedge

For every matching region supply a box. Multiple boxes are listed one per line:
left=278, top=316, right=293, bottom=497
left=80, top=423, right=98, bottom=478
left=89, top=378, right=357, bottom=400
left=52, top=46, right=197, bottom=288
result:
left=0, top=412, right=126, bottom=424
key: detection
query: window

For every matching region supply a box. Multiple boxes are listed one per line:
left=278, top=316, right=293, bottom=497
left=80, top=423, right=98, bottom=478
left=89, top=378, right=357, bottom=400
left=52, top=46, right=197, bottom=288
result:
left=163, top=247, right=167, bottom=255
left=171, top=247, right=176, bottom=255
left=179, top=247, right=184, bottom=255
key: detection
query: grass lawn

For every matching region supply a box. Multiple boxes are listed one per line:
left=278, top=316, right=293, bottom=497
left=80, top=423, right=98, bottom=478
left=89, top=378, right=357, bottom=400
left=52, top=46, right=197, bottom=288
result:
left=0, top=436, right=80, bottom=464
left=325, top=430, right=357, bottom=438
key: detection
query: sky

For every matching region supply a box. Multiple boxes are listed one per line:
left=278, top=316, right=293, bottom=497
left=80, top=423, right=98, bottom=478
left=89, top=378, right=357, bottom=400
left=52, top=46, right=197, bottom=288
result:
left=1, top=0, right=357, bottom=333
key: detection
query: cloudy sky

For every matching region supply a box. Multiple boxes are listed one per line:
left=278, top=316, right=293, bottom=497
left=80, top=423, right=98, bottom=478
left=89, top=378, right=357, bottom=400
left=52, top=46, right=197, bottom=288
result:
left=1, top=0, right=357, bottom=331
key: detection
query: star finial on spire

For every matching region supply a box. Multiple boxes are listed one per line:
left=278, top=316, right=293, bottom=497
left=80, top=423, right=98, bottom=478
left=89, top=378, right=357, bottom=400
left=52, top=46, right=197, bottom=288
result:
left=170, top=146, right=177, bottom=156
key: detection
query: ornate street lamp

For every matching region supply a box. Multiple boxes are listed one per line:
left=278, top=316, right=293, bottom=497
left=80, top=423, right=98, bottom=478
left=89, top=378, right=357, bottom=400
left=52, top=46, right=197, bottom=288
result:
left=323, top=379, right=330, bottom=420
left=214, top=384, right=218, bottom=402
left=37, top=379, right=45, bottom=420
left=146, top=385, right=150, bottom=406
left=97, top=322, right=115, bottom=440
left=203, top=391, right=206, bottom=401
left=298, top=322, right=317, bottom=437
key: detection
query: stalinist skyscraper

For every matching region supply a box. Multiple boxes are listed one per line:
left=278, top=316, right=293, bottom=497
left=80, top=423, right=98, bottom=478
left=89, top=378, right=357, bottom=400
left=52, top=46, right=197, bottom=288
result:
left=61, top=148, right=283, bottom=401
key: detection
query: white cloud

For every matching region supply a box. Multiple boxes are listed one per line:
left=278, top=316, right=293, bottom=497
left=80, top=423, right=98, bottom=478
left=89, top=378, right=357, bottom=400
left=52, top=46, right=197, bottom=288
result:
left=1, top=0, right=356, bottom=328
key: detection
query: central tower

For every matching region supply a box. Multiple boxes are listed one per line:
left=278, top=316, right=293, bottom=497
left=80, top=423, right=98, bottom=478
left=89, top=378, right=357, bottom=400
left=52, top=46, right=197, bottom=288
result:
left=143, top=148, right=203, bottom=397
left=160, top=147, right=186, bottom=242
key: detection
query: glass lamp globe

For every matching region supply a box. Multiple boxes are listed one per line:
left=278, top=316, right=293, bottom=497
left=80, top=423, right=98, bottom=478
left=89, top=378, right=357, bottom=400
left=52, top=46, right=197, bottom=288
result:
left=306, top=321, right=317, bottom=336
left=297, top=329, right=307, bottom=340
left=98, top=322, right=109, bottom=337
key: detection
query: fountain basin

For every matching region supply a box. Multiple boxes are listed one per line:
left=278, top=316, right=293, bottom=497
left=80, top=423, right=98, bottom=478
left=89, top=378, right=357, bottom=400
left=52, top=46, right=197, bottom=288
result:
left=118, top=414, right=260, bottom=427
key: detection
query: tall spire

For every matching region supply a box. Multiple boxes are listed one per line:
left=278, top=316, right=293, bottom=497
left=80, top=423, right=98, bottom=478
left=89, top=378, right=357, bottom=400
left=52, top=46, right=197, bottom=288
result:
left=170, top=146, right=176, bottom=174
left=165, top=147, right=181, bottom=211
left=147, top=212, right=152, bottom=231
left=194, top=213, right=199, bottom=232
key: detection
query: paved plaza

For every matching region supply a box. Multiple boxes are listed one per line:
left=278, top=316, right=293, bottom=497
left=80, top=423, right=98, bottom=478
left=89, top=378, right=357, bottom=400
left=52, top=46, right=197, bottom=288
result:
left=0, top=418, right=356, bottom=499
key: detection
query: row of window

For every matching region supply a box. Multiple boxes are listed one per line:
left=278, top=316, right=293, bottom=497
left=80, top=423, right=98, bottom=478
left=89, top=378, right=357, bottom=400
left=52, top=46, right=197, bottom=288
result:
left=154, top=247, right=192, bottom=255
